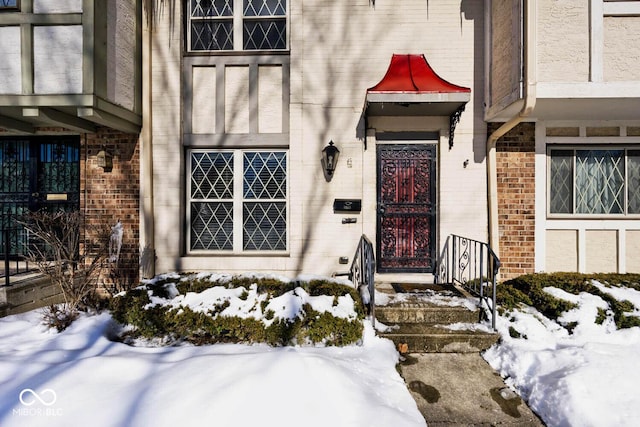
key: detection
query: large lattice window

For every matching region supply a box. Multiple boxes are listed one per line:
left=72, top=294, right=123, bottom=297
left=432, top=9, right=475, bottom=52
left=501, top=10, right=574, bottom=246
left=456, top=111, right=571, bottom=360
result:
left=549, top=147, right=640, bottom=216
left=188, top=149, right=287, bottom=252
left=188, top=0, right=287, bottom=52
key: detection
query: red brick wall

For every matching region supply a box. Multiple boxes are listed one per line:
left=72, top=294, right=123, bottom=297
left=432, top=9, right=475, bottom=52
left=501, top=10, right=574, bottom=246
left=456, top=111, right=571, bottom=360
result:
left=490, top=122, right=536, bottom=281
left=82, top=128, right=140, bottom=290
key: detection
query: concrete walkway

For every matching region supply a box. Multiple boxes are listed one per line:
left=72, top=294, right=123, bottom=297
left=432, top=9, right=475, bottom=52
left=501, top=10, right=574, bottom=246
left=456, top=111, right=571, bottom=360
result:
left=398, top=352, right=545, bottom=426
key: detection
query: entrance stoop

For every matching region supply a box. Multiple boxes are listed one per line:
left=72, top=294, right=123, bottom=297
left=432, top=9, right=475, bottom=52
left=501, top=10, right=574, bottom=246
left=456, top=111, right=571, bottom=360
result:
left=375, top=282, right=545, bottom=426
left=375, top=282, right=499, bottom=353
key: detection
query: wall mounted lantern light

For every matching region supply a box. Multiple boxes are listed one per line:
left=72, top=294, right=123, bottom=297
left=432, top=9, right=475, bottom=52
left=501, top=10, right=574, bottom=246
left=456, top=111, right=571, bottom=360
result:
left=96, top=147, right=113, bottom=171
left=321, top=140, right=340, bottom=182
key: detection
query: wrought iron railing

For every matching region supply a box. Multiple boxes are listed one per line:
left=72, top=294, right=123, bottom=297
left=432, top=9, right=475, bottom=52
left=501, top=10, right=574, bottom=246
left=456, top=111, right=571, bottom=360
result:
left=436, top=234, right=501, bottom=329
left=1, top=224, right=31, bottom=286
left=348, top=234, right=376, bottom=325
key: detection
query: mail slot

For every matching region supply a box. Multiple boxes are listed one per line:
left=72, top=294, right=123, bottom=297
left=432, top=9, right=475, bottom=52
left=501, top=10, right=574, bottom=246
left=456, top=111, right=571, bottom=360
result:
left=333, top=199, right=361, bottom=213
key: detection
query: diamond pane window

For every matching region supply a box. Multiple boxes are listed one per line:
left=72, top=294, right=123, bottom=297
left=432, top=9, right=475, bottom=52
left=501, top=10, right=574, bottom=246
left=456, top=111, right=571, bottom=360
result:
left=243, top=202, right=286, bottom=250
left=243, top=151, right=286, bottom=199
left=191, top=21, right=233, bottom=51
left=549, top=148, right=639, bottom=216
left=191, top=152, right=233, bottom=199
left=243, top=151, right=287, bottom=250
left=187, top=0, right=286, bottom=51
left=191, top=0, right=233, bottom=17
left=576, top=150, right=624, bottom=214
left=188, top=150, right=287, bottom=253
left=243, top=19, right=286, bottom=50
left=191, top=202, right=234, bottom=250
left=549, top=150, right=573, bottom=214
left=244, top=0, right=286, bottom=16
left=628, top=150, right=640, bottom=214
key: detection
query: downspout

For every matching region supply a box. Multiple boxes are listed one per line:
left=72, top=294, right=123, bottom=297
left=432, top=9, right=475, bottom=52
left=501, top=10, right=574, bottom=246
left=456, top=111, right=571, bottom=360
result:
left=140, top=9, right=155, bottom=278
left=486, top=0, right=537, bottom=258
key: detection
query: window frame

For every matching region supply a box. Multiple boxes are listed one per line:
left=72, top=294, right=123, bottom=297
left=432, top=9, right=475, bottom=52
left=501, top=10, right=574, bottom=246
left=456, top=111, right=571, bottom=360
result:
left=547, top=145, right=640, bottom=219
left=186, top=0, right=289, bottom=53
left=187, top=148, right=289, bottom=255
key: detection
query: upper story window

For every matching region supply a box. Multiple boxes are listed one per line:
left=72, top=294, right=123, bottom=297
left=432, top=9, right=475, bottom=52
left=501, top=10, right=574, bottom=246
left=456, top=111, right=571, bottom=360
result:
left=0, top=0, right=19, bottom=11
left=549, top=147, right=640, bottom=216
left=188, top=0, right=287, bottom=52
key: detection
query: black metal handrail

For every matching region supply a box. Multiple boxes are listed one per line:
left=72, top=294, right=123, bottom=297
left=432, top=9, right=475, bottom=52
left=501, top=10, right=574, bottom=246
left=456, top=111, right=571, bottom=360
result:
left=348, top=234, right=376, bottom=326
left=436, top=234, right=501, bottom=329
left=1, top=224, right=31, bottom=286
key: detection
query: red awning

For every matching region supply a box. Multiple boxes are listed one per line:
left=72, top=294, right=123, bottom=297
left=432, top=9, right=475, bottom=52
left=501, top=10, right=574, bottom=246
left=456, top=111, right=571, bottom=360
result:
left=365, top=54, right=470, bottom=117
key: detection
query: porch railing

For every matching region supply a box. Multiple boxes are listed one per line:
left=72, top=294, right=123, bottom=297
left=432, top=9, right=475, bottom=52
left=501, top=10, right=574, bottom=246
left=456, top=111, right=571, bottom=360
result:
left=436, top=234, right=501, bottom=329
left=348, top=234, right=376, bottom=326
left=1, top=220, right=31, bottom=286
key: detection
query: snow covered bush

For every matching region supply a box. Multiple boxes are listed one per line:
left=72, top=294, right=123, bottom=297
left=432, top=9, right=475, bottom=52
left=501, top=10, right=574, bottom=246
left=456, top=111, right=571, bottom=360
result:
left=497, top=272, right=640, bottom=331
left=109, top=273, right=365, bottom=346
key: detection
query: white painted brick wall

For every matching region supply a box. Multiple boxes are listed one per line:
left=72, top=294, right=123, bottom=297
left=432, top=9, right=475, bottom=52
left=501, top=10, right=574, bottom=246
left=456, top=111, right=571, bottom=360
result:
left=151, top=0, right=488, bottom=276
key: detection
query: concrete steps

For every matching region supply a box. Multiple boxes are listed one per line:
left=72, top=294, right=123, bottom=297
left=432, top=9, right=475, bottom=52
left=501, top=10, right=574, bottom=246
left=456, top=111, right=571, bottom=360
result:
left=375, top=283, right=499, bottom=353
left=380, top=323, right=499, bottom=353
left=376, top=303, right=481, bottom=325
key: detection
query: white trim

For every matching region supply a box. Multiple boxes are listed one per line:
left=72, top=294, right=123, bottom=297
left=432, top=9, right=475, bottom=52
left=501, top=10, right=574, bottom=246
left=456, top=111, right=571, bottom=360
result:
left=546, top=220, right=640, bottom=230
left=365, top=92, right=471, bottom=104
left=619, top=227, right=626, bottom=272
left=603, top=1, right=640, bottom=16
left=534, top=124, right=547, bottom=272
left=537, top=82, right=640, bottom=98
left=547, top=136, right=640, bottom=144
left=590, top=0, right=604, bottom=82
left=233, top=0, right=243, bottom=51
left=578, top=228, right=587, bottom=272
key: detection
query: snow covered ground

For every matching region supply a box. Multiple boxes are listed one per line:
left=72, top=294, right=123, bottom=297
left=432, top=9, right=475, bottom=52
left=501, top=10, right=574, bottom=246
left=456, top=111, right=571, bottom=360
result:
left=0, top=288, right=425, bottom=427
left=1, top=276, right=639, bottom=427
left=484, top=281, right=640, bottom=427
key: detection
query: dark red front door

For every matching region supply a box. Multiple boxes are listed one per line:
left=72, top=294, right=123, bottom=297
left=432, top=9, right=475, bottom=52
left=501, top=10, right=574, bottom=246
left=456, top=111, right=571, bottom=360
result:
left=377, top=144, right=436, bottom=272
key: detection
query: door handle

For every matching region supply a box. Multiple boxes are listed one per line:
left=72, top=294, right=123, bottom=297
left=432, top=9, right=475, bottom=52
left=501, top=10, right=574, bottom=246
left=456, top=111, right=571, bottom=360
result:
left=31, top=192, right=39, bottom=197
left=378, top=204, right=386, bottom=214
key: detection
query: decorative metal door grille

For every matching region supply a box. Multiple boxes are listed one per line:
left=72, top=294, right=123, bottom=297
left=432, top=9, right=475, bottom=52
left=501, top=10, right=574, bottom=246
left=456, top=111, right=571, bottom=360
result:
left=377, top=144, right=436, bottom=272
left=0, top=137, right=79, bottom=258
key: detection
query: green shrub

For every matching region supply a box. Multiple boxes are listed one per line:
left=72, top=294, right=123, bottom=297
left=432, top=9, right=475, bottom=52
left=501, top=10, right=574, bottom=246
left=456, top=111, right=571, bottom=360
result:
left=109, top=274, right=365, bottom=346
left=499, top=273, right=640, bottom=330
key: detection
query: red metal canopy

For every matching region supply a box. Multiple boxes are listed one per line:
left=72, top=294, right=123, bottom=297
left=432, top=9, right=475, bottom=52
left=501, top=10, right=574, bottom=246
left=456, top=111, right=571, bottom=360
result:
left=367, top=53, right=470, bottom=94
left=364, top=54, right=471, bottom=148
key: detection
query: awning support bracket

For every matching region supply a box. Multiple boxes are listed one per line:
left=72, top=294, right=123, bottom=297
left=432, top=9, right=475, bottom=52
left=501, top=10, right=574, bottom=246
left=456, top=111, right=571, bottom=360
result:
left=449, top=104, right=465, bottom=149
